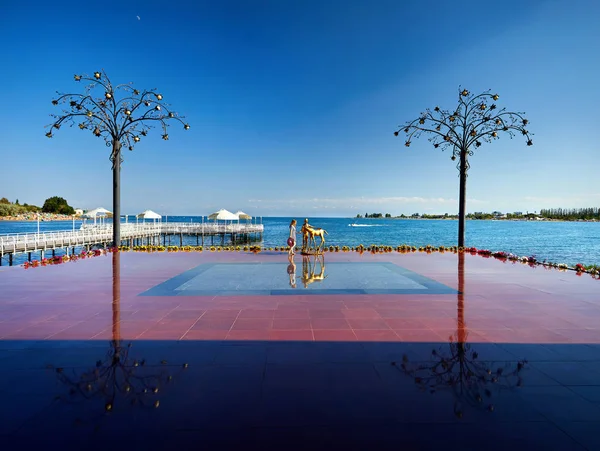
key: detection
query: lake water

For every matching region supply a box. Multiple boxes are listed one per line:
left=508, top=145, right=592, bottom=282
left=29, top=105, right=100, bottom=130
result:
left=1, top=216, right=598, bottom=266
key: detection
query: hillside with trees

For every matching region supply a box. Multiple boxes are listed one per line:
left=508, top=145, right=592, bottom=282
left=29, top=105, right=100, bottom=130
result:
left=0, top=196, right=76, bottom=218
left=41, top=196, right=75, bottom=215
left=0, top=197, right=41, bottom=217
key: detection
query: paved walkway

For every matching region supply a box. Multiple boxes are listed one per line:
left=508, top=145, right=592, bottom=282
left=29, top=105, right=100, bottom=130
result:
left=0, top=250, right=599, bottom=449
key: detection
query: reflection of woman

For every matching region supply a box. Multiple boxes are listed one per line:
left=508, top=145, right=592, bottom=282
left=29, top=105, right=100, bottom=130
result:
left=288, top=219, right=297, bottom=255
left=287, top=254, right=296, bottom=288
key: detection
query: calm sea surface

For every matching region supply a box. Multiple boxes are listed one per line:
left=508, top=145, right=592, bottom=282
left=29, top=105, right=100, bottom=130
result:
left=1, top=216, right=599, bottom=266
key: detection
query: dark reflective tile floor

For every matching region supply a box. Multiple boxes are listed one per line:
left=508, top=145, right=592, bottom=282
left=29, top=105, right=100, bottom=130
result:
left=0, top=251, right=599, bottom=449
left=1, top=339, right=600, bottom=449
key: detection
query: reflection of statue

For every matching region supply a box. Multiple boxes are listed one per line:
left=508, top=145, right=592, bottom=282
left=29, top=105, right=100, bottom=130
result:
left=301, top=218, right=328, bottom=254
left=301, top=254, right=327, bottom=288
left=48, top=252, right=188, bottom=425
left=287, top=254, right=297, bottom=288
left=395, top=252, right=527, bottom=419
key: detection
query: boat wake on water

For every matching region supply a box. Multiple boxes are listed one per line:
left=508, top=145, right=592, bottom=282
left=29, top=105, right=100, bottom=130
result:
left=348, top=224, right=382, bottom=227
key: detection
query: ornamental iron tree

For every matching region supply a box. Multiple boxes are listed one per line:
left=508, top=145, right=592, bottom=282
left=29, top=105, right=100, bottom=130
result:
left=46, top=70, right=190, bottom=246
left=394, top=88, right=532, bottom=248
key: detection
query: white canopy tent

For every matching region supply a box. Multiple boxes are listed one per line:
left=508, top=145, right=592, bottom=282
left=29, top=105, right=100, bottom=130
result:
left=234, top=211, right=252, bottom=221
left=83, top=207, right=112, bottom=225
left=208, top=209, right=239, bottom=221
left=83, top=207, right=111, bottom=218
left=136, top=210, right=162, bottom=222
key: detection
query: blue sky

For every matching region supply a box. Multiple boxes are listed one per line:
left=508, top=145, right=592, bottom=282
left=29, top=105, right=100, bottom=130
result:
left=1, top=0, right=598, bottom=217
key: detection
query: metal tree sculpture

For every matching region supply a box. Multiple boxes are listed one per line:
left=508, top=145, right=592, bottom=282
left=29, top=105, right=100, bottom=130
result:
left=394, top=88, right=532, bottom=247
left=46, top=70, right=190, bottom=246
left=49, top=252, right=188, bottom=425
left=394, top=253, right=527, bottom=418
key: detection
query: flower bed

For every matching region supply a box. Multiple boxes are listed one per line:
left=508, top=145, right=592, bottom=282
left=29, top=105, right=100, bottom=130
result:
left=20, top=244, right=599, bottom=279
left=23, top=247, right=116, bottom=269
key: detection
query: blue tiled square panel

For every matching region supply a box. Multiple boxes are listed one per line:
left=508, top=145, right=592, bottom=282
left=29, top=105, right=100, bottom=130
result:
left=139, top=262, right=458, bottom=296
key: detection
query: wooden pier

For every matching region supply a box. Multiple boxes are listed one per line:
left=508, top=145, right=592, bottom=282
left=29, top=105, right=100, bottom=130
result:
left=0, top=222, right=264, bottom=266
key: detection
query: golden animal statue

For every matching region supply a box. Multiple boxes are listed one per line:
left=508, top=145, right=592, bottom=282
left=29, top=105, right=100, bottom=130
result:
left=305, top=224, right=328, bottom=251
left=301, top=255, right=327, bottom=288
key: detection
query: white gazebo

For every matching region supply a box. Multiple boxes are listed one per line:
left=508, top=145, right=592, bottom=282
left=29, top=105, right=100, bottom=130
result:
left=83, top=207, right=112, bottom=225
left=234, top=211, right=252, bottom=221
left=136, top=209, right=162, bottom=223
left=208, top=209, right=239, bottom=221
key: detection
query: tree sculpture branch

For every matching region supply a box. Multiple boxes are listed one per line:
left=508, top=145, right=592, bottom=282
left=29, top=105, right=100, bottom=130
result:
left=394, top=334, right=527, bottom=419
left=394, top=87, right=533, bottom=173
left=49, top=341, right=189, bottom=424
left=46, top=70, right=190, bottom=161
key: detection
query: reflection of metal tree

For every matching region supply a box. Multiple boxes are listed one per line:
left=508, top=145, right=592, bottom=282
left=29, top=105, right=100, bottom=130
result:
left=46, top=70, right=189, bottom=246
left=50, top=252, right=187, bottom=419
left=394, top=88, right=532, bottom=247
left=395, top=253, right=527, bottom=418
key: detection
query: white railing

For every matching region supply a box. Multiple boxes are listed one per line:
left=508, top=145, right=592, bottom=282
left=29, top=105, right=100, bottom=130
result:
left=0, top=228, right=112, bottom=254
left=0, top=222, right=263, bottom=255
left=159, top=223, right=264, bottom=234
left=79, top=222, right=264, bottom=234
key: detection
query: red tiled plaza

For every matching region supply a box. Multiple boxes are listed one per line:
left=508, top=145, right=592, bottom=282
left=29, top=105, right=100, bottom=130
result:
left=1, top=250, right=599, bottom=449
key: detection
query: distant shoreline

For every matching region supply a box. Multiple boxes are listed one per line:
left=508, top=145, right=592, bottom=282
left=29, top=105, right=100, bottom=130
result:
left=355, top=217, right=598, bottom=223
left=0, top=214, right=78, bottom=222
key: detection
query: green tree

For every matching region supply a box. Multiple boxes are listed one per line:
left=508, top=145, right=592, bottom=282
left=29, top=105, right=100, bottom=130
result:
left=42, top=196, right=75, bottom=215
left=0, top=197, right=9, bottom=204
left=394, top=87, right=532, bottom=247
